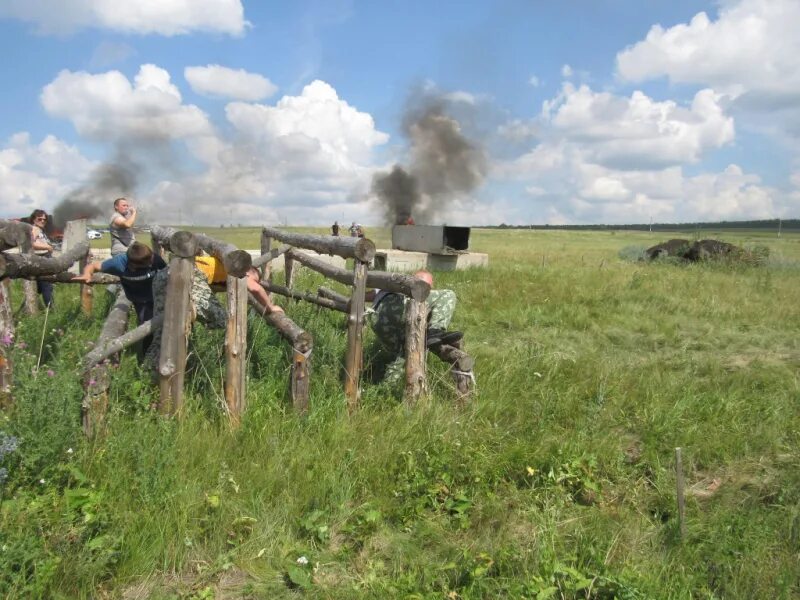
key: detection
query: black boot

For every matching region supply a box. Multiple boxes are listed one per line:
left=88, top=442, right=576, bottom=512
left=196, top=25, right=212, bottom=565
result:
left=426, top=328, right=463, bottom=348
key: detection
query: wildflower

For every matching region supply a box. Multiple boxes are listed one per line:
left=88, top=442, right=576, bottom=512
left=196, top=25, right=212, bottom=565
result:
left=46, top=369, right=55, bottom=377
left=0, top=332, right=12, bottom=346
left=296, top=556, right=309, bottom=566
left=88, top=379, right=97, bottom=386
left=39, top=478, right=46, bottom=484
left=17, top=341, right=26, bottom=350
left=67, top=448, right=74, bottom=455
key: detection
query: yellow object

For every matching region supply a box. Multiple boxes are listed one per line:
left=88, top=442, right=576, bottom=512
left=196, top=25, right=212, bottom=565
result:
left=195, top=255, right=227, bottom=284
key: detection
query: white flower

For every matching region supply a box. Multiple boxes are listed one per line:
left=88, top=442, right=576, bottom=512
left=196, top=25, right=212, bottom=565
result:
left=39, top=479, right=46, bottom=484
left=296, top=556, right=309, bottom=566
left=67, top=448, right=74, bottom=454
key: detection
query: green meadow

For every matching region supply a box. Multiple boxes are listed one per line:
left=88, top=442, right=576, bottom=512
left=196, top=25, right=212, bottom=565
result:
left=2, top=227, right=799, bottom=598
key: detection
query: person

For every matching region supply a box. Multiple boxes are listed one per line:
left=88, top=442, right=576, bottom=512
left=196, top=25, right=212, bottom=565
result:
left=331, top=221, right=340, bottom=236
left=109, top=197, right=137, bottom=256
left=356, top=224, right=365, bottom=238
left=143, top=254, right=283, bottom=369
left=28, top=209, right=55, bottom=308
left=367, top=269, right=461, bottom=384
left=349, top=222, right=358, bottom=237
left=75, top=241, right=167, bottom=327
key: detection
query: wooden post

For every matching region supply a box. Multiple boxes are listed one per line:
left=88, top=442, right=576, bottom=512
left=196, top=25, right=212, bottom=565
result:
left=248, top=295, right=312, bottom=413
left=260, top=229, right=272, bottom=281
left=404, top=298, right=428, bottom=405
left=22, top=280, right=38, bottom=315
left=0, top=280, right=14, bottom=408
left=79, top=247, right=93, bottom=316
left=157, top=232, right=198, bottom=415
left=675, top=447, right=687, bottom=540
left=82, top=292, right=131, bottom=437
left=224, top=275, right=247, bottom=425
left=62, top=219, right=87, bottom=275
left=285, top=254, right=295, bottom=289
left=343, top=260, right=368, bottom=411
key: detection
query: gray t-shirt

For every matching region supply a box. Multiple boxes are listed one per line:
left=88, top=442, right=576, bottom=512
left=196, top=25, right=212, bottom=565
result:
left=110, top=210, right=134, bottom=256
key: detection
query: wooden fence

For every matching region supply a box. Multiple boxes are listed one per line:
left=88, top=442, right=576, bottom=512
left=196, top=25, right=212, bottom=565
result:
left=0, top=220, right=475, bottom=435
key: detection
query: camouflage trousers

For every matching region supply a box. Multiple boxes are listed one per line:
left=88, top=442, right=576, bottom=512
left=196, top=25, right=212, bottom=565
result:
left=370, top=289, right=457, bottom=383
left=144, top=266, right=227, bottom=370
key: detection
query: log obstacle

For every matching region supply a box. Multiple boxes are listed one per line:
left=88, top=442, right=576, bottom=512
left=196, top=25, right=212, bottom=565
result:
left=82, top=291, right=131, bottom=437
left=63, top=219, right=92, bottom=315
left=0, top=242, right=90, bottom=279
left=0, top=220, right=33, bottom=254
left=225, top=275, right=247, bottom=424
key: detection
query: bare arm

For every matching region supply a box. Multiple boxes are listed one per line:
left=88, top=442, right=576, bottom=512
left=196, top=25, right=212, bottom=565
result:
left=246, top=272, right=283, bottom=313
left=112, top=207, right=137, bottom=229
left=30, top=226, right=54, bottom=253
left=72, top=260, right=103, bottom=283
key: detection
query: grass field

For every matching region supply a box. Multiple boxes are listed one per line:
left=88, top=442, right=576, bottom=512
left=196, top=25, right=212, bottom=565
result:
left=3, top=227, right=800, bottom=598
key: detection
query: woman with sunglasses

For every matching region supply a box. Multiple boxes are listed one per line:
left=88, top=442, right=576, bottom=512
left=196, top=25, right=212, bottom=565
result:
left=28, top=209, right=55, bottom=308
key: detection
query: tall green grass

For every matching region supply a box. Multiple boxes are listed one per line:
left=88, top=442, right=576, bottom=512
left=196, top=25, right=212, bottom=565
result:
left=1, top=229, right=799, bottom=598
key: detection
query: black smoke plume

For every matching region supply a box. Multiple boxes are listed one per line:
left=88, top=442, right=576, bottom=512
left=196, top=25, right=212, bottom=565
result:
left=52, top=154, right=139, bottom=228
left=372, top=94, right=487, bottom=225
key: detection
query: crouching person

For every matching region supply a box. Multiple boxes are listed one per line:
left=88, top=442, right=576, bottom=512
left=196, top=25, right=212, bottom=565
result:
left=75, top=242, right=167, bottom=354
left=368, top=269, right=461, bottom=385
left=143, top=254, right=283, bottom=370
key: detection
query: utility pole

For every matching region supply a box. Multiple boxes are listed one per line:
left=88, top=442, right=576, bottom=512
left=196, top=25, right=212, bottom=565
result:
left=778, top=218, right=782, bottom=238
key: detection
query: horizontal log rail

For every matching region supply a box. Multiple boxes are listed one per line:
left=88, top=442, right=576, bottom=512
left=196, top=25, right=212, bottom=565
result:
left=83, top=314, right=164, bottom=370
left=286, top=248, right=430, bottom=301
left=261, top=227, right=376, bottom=263
left=150, top=225, right=252, bottom=277
left=248, top=293, right=313, bottom=351
left=0, top=242, right=90, bottom=279
left=261, top=281, right=349, bottom=313
left=34, top=272, right=120, bottom=285
left=252, top=244, right=290, bottom=268
left=317, top=286, right=349, bottom=305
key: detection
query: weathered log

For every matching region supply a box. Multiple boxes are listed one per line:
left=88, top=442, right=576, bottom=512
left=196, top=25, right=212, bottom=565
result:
left=151, top=225, right=252, bottom=277
left=261, top=227, right=376, bottom=263
left=0, top=220, right=33, bottom=253
left=158, top=257, right=194, bottom=415
left=286, top=249, right=431, bottom=301
left=82, top=292, right=131, bottom=437
left=33, top=272, right=120, bottom=285
left=252, top=244, right=290, bottom=269
left=317, top=286, right=349, bottom=305
left=404, top=298, right=428, bottom=405
left=248, top=294, right=312, bottom=349
left=169, top=230, right=200, bottom=258
left=22, top=280, right=38, bottom=315
left=0, top=242, right=90, bottom=279
left=83, top=314, right=164, bottom=369
left=62, top=219, right=86, bottom=275
left=225, top=275, right=247, bottom=425
left=261, top=281, right=348, bottom=313
left=259, top=229, right=272, bottom=281
left=429, top=343, right=475, bottom=403
left=344, top=260, right=368, bottom=411
left=149, top=225, right=177, bottom=249
left=248, top=293, right=312, bottom=413
left=0, top=280, right=14, bottom=407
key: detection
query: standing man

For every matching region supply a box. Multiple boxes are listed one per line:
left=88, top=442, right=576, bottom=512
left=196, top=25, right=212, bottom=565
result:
left=331, top=221, right=340, bottom=236
left=110, top=197, right=137, bottom=256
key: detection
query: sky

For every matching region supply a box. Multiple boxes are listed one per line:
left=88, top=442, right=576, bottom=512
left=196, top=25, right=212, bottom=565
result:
left=1, top=0, right=799, bottom=226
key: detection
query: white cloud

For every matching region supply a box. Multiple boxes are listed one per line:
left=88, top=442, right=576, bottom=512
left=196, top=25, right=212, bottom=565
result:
left=561, top=64, right=573, bottom=78
left=0, top=0, right=247, bottom=36
left=185, top=65, right=277, bottom=101
left=41, top=64, right=212, bottom=142
left=529, top=75, right=540, bottom=87
left=144, top=80, right=390, bottom=224
left=0, top=132, right=95, bottom=218
left=542, top=84, right=734, bottom=169
left=617, top=0, right=800, bottom=108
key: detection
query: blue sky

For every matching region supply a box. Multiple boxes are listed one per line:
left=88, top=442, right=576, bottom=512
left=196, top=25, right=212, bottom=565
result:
left=1, top=0, right=798, bottom=226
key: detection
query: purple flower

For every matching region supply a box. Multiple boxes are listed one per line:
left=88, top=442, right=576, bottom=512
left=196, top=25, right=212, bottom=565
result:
left=17, top=342, right=26, bottom=350
left=88, top=379, right=97, bottom=386
left=46, top=369, right=55, bottom=377
left=0, top=332, right=12, bottom=347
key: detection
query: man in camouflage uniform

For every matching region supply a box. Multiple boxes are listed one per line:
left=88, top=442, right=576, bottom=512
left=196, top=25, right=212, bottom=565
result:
left=370, top=270, right=459, bottom=384
left=144, top=263, right=228, bottom=370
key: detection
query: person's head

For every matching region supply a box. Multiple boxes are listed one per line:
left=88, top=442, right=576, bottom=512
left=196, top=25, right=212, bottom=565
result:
left=126, top=242, right=153, bottom=269
left=114, top=198, right=130, bottom=214
left=413, top=269, right=434, bottom=287
left=29, top=209, right=48, bottom=227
